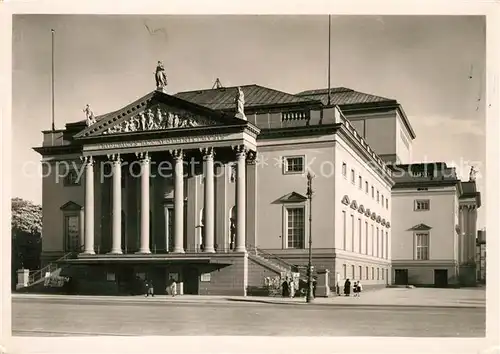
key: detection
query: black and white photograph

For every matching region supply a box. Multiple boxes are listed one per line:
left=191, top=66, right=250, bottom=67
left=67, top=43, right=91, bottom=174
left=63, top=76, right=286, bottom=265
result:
left=1, top=2, right=499, bottom=354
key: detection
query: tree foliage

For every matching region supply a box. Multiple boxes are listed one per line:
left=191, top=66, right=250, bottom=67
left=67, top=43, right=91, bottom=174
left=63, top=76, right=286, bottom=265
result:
left=11, top=197, right=42, bottom=238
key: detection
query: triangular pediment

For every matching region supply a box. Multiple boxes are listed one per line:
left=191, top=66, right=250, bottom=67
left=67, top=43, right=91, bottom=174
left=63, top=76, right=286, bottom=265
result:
left=60, top=201, right=82, bottom=211
left=350, top=200, right=358, bottom=210
left=341, top=195, right=350, bottom=205
left=410, top=223, right=432, bottom=231
left=358, top=204, right=365, bottom=213
left=75, top=91, right=246, bottom=138
left=278, top=192, right=308, bottom=203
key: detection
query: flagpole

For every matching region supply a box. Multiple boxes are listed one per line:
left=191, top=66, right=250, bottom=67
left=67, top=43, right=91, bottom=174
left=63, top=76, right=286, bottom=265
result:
left=51, top=29, right=55, bottom=131
left=327, top=15, right=332, bottom=106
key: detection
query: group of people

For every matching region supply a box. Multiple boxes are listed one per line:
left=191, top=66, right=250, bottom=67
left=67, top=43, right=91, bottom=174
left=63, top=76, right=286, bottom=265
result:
left=143, top=279, right=178, bottom=297
left=339, top=278, right=363, bottom=297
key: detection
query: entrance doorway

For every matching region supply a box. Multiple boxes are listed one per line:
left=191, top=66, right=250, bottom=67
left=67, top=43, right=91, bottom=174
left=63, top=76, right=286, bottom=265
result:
left=183, top=266, right=199, bottom=295
left=434, top=269, right=448, bottom=288
left=394, top=269, right=408, bottom=285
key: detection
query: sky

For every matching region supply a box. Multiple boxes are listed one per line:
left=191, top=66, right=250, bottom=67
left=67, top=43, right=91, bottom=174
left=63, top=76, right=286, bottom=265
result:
left=12, top=15, right=486, bottom=227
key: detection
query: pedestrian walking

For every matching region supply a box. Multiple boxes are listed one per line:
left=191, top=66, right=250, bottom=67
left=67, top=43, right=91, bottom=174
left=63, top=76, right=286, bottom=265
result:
left=170, top=280, right=177, bottom=297
left=356, top=280, right=363, bottom=297
left=145, top=279, right=154, bottom=297
left=344, top=278, right=351, bottom=296
left=353, top=281, right=358, bottom=297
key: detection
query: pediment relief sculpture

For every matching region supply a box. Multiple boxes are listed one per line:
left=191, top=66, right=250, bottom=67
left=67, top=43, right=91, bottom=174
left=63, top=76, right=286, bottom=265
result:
left=100, top=105, right=218, bottom=135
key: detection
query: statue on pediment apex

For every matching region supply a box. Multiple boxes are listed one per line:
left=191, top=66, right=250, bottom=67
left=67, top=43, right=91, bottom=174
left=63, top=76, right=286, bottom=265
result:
left=469, top=166, right=477, bottom=182
left=83, top=104, right=96, bottom=126
left=235, top=87, right=246, bottom=120
left=155, top=61, right=168, bottom=90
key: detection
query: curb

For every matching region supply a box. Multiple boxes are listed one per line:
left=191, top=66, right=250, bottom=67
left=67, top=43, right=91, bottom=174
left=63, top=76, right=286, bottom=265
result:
left=12, top=295, right=485, bottom=309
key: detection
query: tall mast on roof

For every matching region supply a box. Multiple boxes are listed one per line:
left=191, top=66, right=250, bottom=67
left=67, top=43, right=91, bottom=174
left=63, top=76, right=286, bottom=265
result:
left=327, top=15, right=332, bottom=106
left=212, top=78, right=223, bottom=89
left=51, top=29, right=55, bottom=131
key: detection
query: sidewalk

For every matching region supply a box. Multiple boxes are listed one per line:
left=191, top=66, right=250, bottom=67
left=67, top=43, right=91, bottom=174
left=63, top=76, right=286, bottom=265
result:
left=12, top=287, right=486, bottom=308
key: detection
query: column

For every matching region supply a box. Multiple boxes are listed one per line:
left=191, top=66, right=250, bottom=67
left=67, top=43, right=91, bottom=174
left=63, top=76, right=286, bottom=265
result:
left=82, top=156, right=95, bottom=254
left=234, top=145, right=247, bottom=252
left=202, top=147, right=215, bottom=253
left=136, top=151, right=151, bottom=254
left=172, top=149, right=185, bottom=253
left=109, top=154, right=122, bottom=254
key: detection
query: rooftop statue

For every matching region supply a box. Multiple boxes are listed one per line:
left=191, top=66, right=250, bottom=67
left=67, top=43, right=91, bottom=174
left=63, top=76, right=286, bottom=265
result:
left=83, top=104, right=96, bottom=126
left=155, top=61, right=168, bottom=90
left=469, top=166, right=477, bottom=182
left=235, top=87, right=246, bottom=120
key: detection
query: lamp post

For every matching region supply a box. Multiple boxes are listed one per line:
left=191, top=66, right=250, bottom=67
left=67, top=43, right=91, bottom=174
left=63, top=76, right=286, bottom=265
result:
left=306, top=171, right=315, bottom=303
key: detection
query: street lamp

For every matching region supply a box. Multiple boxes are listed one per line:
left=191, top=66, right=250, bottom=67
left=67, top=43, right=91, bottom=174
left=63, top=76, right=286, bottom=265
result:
left=306, top=171, right=315, bottom=303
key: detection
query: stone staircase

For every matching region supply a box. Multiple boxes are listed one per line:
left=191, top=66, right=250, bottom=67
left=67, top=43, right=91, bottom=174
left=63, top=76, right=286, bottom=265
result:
left=246, top=245, right=308, bottom=280
left=21, top=246, right=82, bottom=290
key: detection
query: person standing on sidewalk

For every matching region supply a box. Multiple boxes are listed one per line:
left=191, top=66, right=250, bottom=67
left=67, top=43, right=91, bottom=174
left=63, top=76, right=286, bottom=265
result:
left=170, top=280, right=177, bottom=297
left=344, top=278, right=351, bottom=296
left=353, top=281, right=358, bottom=297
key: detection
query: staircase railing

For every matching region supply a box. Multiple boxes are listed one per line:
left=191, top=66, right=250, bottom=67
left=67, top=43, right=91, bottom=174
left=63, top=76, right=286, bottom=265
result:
left=27, top=245, right=83, bottom=286
left=246, top=245, right=299, bottom=273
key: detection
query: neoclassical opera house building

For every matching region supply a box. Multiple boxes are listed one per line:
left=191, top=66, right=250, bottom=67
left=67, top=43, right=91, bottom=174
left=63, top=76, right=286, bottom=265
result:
left=33, top=68, right=403, bottom=295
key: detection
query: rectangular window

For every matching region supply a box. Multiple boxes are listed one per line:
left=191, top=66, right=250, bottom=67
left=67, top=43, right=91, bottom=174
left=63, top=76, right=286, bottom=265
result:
left=382, top=269, right=385, bottom=280
left=377, top=268, right=380, bottom=280
left=414, top=199, right=430, bottom=211
left=359, top=266, right=362, bottom=280
left=342, top=163, right=347, bottom=176
left=64, top=215, right=80, bottom=252
left=342, top=211, right=347, bottom=250
left=351, top=214, right=355, bottom=252
left=365, top=266, right=369, bottom=280
left=365, top=181, right=369, bottom=193
left=371, top=267, right=374, bottom=280
left=381, top=195, right=384, bottom=206
left=376, top=227, right=379, bottom=257
left=283, top=156, right=305, bottom=174
left=358, top=218, right=362, bottom=253
left=377, top=190, right=379, bottom=202
left=371, top=224, right=374, bottom=256
left=351, top=265, right=355, bottom=279
left=365, top=221, right=369, bottom=254
left=63, top=169, right=81, bottom=187
left=351, top=169, right=355, bottom=184
left=415, top=232, right=430, bottom=260
left=386, top=198, right=389, bottom=209
left=358, top=176, right=362, bottom=189
left=286, top=207, right=305, bottom=249
left=343, top=264, right=347, bottom=279
left=106, top=272, right=116, bottom=281
left=381, top=229, right=384, bottom=259
left=371, top=186, right=374, bottom=198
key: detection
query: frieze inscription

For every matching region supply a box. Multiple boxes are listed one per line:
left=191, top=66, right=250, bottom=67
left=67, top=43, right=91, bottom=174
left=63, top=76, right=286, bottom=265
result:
left=86, top=134, right=229, bottom=151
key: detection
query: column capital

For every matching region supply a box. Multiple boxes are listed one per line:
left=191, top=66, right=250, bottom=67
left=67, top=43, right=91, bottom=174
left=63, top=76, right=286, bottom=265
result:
left=246, top=150, right=257, bottom=165
left=232, top=145, right=247, bottom=157
left=201, top=147, right=215, bottom=160
left=107, top=153, right=122, bottom=163
left=80, top=155, right=94, bottom=166
left=169, top=149, right=184, bottom=160
left=135, top=151, right=150, bottom=162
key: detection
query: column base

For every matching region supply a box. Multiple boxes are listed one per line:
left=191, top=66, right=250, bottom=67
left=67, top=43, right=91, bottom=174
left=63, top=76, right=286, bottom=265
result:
left=82, top=250, right=96, bottom=255
left=108, top=250, right=123, bottom=255
left=172, top=248, right=185, bottom=254
left=233, top=247, right=246, bottom=253
left=135, top=250, right=151, bottom=255
left=204, top=247, right=215, bottom=253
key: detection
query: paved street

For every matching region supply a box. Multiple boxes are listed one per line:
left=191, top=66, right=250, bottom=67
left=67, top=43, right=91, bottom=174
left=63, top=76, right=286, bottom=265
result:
left=12, top=288, right=485, bottom=337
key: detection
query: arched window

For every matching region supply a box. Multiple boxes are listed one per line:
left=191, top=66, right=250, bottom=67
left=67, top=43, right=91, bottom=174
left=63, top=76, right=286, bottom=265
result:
left=229, top=206, right=236, bottom=250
